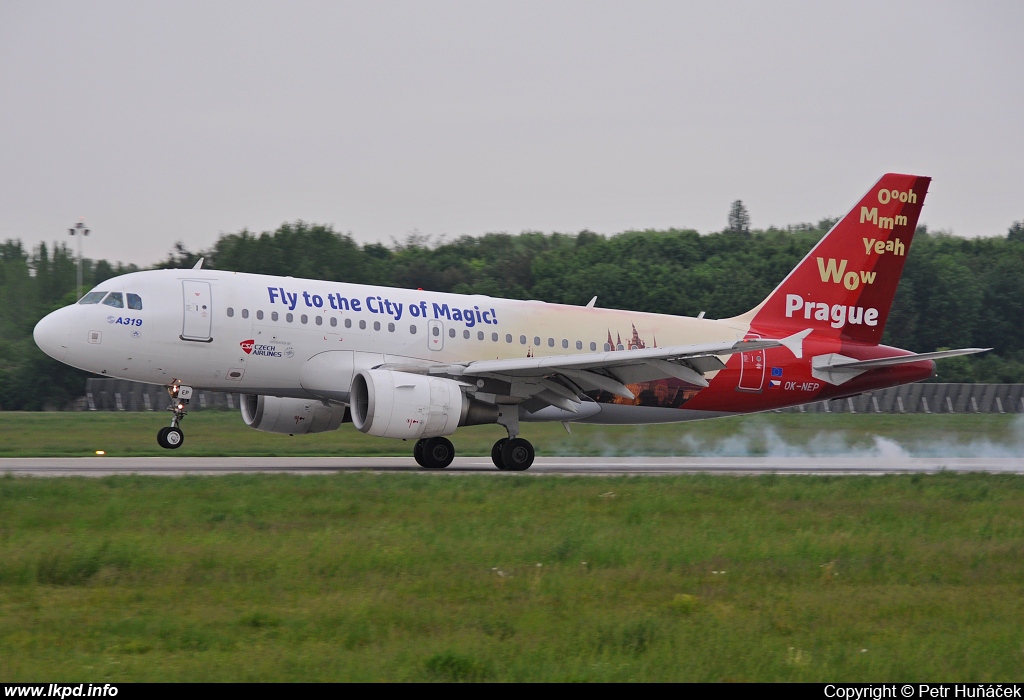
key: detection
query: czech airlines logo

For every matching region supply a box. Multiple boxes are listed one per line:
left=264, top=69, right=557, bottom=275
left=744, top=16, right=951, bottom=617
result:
left=240, top=339, right=283, bottom=357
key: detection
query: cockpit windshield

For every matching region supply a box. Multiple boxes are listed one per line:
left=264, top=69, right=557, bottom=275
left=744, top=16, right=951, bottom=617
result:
left=127, top=293, right=143, bottom=310
left=102, top=292, right=124, bottom=308
left=78, top=291, right=107, bottom=305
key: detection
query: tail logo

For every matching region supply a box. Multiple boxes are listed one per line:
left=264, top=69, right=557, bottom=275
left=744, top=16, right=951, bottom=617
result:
left=863, top=238, right=905, bottom=256
left=860, top=207, right=909, bottom=230
left=816, top=258, right=877, bottom=290
left=786, top=294, right=878, bottom=329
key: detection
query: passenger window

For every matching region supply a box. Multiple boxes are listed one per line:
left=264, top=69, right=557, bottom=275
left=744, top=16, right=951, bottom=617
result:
left=126, top=293, right=143, bottom=310
left=257, top=310, right=264, bottom=320
left=345, top=318, right=352, bottom=328
left=227, top=307, right=235, bottom=317
left=315, top=316, right=322, bottom=326
left=576, top=340, right=583, bottom=350
left=463, top=330, right=470, bottom=339
left=272, top=311, right=279, bottom=321
left=492, top=332, right=498, bottom=342
left=301, top=314, right=308, bottom=324
left=330, top=317, right=337, bottom=327
left=359, top=320, right=366, bottom=330
left=604, top=343, right=611, bottom=351
left=388, top=323, right=395, bottom=332
left=547, top=338, right=554, bottom=347
left=478, top=331, right=484, bottom=340
left=286, top=313, right=293, bottom=323
left=78, top=291, right=107, bottom=304
left=533, top=336, right=540, bottom=346
left=242, top=309, right=249, bottom=319
left=448, top=328, right=456, bottom=338
left=520, top=335, right=527, bottom=345
left=617, top=344, right=624, bottom=351
left=410, top=325, right=417, bottom=334
left=102, top=292, right=124, bottom=308
left=506, top=334, right=513, bottom=343
left=373, top=321, right=381, bottom=331
left=432, top=326, right=440, bottom=336
left=562, top=339, right=568, bottom=349
left=591, top=342, right=597, bottom=351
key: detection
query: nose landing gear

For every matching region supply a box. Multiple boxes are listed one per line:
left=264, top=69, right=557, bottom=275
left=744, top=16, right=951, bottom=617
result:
left=157, top=383, right=191, bottom=450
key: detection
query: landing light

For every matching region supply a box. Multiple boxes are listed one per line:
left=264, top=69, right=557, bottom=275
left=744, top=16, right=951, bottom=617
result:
left=95, top=450, right=106, bottom=456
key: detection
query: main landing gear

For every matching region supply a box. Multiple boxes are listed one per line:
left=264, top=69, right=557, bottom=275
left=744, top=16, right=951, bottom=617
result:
left=490, top=405, right=535, bottom=471
left=410, top=406, right=537, bottom=471
left=413, top=437, right=455, bottom=469
left=157, top=383, right=191, bottom=450
left=411, top=434, right=536, bottom=471
left=490, top=437, right=535, bottom=471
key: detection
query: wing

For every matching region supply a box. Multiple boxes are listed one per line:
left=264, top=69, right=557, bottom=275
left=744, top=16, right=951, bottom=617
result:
left=382, top=329, right=811, bottom=415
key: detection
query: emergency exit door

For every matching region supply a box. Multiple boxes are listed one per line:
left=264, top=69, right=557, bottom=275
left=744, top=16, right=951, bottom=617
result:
left=737, top=334, right=765, bottom=392
left=181, top=280, right=213, bottom=342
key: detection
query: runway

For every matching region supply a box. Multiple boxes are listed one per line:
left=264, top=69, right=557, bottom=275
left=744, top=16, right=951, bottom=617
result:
left=2, top=455, right=1024, bottom=476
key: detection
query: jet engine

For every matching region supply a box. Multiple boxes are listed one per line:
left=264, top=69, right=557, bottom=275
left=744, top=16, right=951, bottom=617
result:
left=350, top=369, right=496, bottom=439
left=241, top=394, right=346, bottom=435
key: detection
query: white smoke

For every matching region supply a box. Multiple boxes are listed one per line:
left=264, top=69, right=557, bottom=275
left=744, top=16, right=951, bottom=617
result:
left=667, top=414, right=1024, bottom=458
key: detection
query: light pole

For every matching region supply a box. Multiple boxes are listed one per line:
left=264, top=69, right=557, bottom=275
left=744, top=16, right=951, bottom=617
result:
left=68, top=220, right=90, bottom=299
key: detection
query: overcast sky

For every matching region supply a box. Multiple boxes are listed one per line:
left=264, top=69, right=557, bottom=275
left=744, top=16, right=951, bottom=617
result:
left=1, top=1, right=1021, bottom=266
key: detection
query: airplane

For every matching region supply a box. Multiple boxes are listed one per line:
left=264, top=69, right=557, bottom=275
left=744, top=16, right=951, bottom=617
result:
left=33, top=173, right=987, bottom=470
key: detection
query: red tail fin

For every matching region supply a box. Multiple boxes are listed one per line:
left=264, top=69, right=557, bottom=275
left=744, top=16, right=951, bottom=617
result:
left=742, top=173, right=930, bottom=345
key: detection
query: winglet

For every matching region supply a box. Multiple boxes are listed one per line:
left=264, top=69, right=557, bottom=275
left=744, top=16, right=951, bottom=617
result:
left=779, top=328, right=812, bottom=359
left=192, top=257, right=204, bottom=270
left=586, top=296, right=597, bottom=308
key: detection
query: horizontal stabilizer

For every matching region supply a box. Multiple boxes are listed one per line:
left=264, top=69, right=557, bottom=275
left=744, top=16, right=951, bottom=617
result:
left=812, top=347, right=989, bottom=385
left=823, top=347, right=990, bottom=372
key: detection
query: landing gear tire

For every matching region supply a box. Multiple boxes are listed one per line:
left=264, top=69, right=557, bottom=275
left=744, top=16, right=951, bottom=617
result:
left=500, top=437, right=534, bottom=471
left=413, top=438, right=427, bottom=468
left=163, top=427, right=184, bottom=449
left=491, top=438, right=509, bottom=470
left=419, top=436, right=454, bottom=469
left=156, top=426, right=171, bottom=448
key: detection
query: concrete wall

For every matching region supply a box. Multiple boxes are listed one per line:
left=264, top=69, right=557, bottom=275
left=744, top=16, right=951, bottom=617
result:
left=81, top=378, right=1024, bottom=414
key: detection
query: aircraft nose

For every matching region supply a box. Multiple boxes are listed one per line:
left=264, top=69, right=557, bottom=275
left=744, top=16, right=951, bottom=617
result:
left=33, top=308, right=72, bottom=361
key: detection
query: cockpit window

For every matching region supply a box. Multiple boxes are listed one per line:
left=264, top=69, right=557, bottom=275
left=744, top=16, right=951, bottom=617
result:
left=79, top=291, right=107, bottom=305
left=127, top=293, right=143, bottom=310
left=101, top=292, right=124, bottom=308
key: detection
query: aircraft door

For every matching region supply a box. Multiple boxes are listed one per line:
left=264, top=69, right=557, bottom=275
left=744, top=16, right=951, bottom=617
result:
left=181, top=280, right=213, bottom=342
left=427, top=320, right=444, bottom=351
left=737, top=334, right=765, bottom=392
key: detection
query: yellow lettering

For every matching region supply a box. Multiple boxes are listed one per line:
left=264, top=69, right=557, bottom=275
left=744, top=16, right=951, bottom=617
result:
left=875, top=240, right=886, bottom=254
left=843, top=271, right=860, bottom=290
left=863, top=238, right=876, bottom=254
left=895, top=214, right=908, bottom=226
left=817, top=257, right=848, bottom=284
left=860, top=270, right=876, bottom=284
left=860, top=206, right=878, bottom=225
left=885, top=240, right=893, bottom=252
left=879, top=217, right=894, bottom=230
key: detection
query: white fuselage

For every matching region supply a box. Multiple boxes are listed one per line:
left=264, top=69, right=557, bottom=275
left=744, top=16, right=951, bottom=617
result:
left=35, top=269, right=745, bottom=404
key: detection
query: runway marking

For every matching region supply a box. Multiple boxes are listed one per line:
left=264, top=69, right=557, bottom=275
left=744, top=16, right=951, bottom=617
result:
left=2, top=456, right=1024, bottom=477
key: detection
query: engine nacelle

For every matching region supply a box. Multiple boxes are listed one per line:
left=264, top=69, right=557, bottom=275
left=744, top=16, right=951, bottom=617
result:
left=350, top=369, right=466, bottom=439
left=240, top=394, right=346, bottom=435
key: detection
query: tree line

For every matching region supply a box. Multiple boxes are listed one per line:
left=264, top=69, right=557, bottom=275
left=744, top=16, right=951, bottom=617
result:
left=2, top=217, right=1022, bottom=409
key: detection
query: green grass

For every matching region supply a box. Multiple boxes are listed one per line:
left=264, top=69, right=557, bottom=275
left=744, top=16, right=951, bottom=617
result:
left=0, top=411, right=1022, bottom=457
left=2, top=473, right=1024, bottom=681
